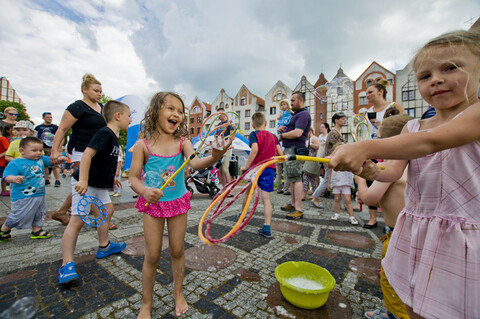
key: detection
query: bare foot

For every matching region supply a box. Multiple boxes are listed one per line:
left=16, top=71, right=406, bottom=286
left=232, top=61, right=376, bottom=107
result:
left=174, top=294, right=188, bottom=317
left=137, top=305, right=151, bottom=319
left=52, top=211, right=70, bottom=225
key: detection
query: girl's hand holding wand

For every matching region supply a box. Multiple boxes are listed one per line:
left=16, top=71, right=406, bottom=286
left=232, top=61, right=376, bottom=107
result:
left=142, top=188, right=163, bottom=205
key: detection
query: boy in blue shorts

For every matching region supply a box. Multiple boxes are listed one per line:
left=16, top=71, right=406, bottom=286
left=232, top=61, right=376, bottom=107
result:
left=1, top=136, right=61, bottom=241
left=58, top=100, right=131, bottom=284
left=240, top=112, right=283, bottom=238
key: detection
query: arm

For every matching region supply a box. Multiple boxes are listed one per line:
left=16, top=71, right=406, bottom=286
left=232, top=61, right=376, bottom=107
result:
left=329, top=103, right=480, bottom=172
left=4, top=175, right=24, bottom=184
left=240, top=143, right=258, bottom=172
left=309, top=135, right=320, bottom=150
left=185, top=135, right=234, bottom=171
left=51, top=111, right=78, bottom=163
left=128, top=141, right=162, bottom=204
left=74, top=147, right=96, bottom=195
left=281, top=128, right=304, bottom=140
left=354, top=175, right=390, bottom=207
left=276, top=144, right=284, bottom=156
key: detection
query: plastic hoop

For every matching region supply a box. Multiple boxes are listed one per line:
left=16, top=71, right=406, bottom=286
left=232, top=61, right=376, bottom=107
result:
left=77, top=195, right=108, bottom=227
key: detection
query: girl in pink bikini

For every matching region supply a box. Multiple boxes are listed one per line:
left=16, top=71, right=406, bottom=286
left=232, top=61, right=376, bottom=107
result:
left=129, top=92, right=231, bottom=318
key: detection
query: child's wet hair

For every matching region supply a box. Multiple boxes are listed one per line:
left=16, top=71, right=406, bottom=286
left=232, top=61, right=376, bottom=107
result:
left=378, top=114, right=414, bottom=138
left=139, top=92, right=188, bottom=139
left=19, top=136, right=42, bottom=149
left=413, top=29, right=480, bottom=71
left=102, top=100, right=129, bottom=123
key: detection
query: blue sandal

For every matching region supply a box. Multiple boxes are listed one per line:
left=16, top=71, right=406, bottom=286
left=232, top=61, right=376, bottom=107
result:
left=364, top=309, right=396, bottom=319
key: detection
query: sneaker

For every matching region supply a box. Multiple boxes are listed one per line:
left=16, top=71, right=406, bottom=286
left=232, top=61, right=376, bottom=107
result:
left=96, top=241, right=126, bottom=259
left=257, top=228, right=272, bottom=239
left=54, top=180, right=61, bottom=187
left=281, top=204, right=295, bottom=211
left=285, top=210, right=304, bottom=220
left=349, top=216, right=359, bottom=225
left=62, top=174, right=67, bottom=178
left=112, top=192, right=121, bottom=197
left=331, top=213, right=340, bottom=220
left=45, top=180, right=51, bottom=185
left=58, top=262, right=79, bottom=284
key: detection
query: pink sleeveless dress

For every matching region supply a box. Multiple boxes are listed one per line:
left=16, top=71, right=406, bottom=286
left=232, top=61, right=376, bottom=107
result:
left=382, top=118, right=480, bottom=319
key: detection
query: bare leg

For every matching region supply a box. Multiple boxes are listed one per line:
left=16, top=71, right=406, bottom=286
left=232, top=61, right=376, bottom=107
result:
left=292, top=181, right=303, bottom=211
left=366, top=208, right=377, bottom=225
left=61, top=216, right=84, bottom=265
left=52, top=192, right=72, bottom=225
left=343, top=194, right=354, bottom=217
left=138, top=214, right=165, bottom=319
left=167, top=213, right=188, bottom=317
left=261, top=190, right=272, bottom=226
left=334, top=194, right=341, bottom=214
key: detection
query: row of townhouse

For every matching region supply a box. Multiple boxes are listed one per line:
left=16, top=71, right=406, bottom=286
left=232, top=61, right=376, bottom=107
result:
left=188, top=18, right=480, bottom=143
left=187, top=60, right=429, bottom=143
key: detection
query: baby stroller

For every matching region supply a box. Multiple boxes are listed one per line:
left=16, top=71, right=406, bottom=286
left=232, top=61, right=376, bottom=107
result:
left=185, top=160, right=221, bottom=198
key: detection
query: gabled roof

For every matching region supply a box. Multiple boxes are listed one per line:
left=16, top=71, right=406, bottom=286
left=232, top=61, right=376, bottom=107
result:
left=314, top=73, right=328, bottom=87
left=355, top=61, right=394, bottom=82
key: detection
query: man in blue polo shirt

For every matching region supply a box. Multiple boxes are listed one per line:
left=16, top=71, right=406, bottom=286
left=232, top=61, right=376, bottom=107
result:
left=278, top=91, right=311, bottom=220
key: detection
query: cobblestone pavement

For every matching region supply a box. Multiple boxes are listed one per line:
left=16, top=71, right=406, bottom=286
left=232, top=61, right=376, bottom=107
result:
left=0, top=177, right=388, bottom=318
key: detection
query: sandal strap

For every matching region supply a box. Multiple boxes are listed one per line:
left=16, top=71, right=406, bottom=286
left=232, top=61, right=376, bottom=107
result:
left=31, top=229, right=50, bottom=236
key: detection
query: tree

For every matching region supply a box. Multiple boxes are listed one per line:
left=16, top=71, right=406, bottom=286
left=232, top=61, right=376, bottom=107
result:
left=0, top=101, right=30, bottom=121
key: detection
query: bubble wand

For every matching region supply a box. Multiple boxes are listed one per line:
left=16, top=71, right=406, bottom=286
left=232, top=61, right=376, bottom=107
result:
left=145, top=111, right=239, bottom=206
left=199, top=155, right=384, bottom=244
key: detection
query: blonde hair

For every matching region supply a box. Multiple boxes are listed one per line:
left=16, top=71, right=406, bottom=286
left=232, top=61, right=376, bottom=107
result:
left=81, top=73, right=101, bottom=92
left=139, top=92, right=188, bottom=140
left=368, top=79, right=391, bottom=99
left=378, top=114, right=413, bottom=138
left=4, top=107, right=18, bottom=114
left=413, top=29, right=480, bottom=72
left=278, top=99, right=291, bottom=110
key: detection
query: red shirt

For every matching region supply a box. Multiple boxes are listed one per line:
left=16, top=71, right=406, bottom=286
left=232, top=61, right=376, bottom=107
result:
left=0, top=136, right=10, bottom=167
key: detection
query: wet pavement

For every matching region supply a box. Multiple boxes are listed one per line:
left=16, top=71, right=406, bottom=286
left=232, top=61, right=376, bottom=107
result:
left=0, top=176, right=388, bottom=318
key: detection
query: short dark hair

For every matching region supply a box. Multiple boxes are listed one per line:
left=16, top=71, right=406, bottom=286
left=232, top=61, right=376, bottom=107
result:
left=331, top=112, right=346, bottom=125
left=102, top=100, right=130, bottom=123
left=20, top=136, right=42, bottom=149
left=42, top=112, right=52, bottom=118
left=292, top=91, right=305, bottom=102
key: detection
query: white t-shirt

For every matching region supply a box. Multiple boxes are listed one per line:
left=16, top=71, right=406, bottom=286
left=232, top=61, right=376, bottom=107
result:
left=367, top=102, right=395, bottom=138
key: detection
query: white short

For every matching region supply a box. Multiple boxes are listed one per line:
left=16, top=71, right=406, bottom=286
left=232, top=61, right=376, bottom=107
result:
left=70, top=178, right=111, bottom=216
left=69, top=149, right=84, bottom=163
left=332, top=185, right=351, bottom=195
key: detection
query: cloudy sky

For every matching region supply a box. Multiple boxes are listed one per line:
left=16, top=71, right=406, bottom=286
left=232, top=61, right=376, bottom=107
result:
left=1, top=0, right=479, bottom=124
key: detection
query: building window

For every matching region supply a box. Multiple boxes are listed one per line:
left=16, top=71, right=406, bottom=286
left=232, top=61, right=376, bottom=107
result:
left=359, top=96, right=367, bottom=105
left=197, top=127, right=201, bottom=134
left=197, top=116, right=202, bottom=123
left=337, top=87, right=343, bottom=95
left=190, top=117, right=194, bottom=124
left=270, top=120, right=276, bottom=128
left=245, top=109, right=251, bottom=117
left=270, top=107, right=276, bottom=115
left=192, top=106, right=200, bottom=113
left=320, top=114, right=323, bottom=120
left=190, top=128, right=194, bottom=135
left=406, top=108, right=416, bottom=117
left=241, top=98, right=246, bottom=105
left=245, top=122, right=250, bottom=130
left=366, top=80, right=373, bottom=87
left=402, top=90, right=415, bottom=101
left=220, top=102, right=224, bottom=108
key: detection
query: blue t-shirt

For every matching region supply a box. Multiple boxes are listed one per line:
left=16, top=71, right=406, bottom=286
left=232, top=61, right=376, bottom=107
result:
left=277, top=110, right=292, bottom=132
left=3, top=156, right=51, bottom=202
left=282, top=108, right=311, bottom=148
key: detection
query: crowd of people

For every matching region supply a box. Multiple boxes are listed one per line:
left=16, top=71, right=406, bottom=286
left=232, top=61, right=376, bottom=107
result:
left=0, top=28, right=479, bottom=319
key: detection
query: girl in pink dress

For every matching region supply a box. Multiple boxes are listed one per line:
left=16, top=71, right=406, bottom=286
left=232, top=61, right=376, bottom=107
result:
left=329, top=28, right=480, bottom=319
left=129, top=92, right=232, bottom=318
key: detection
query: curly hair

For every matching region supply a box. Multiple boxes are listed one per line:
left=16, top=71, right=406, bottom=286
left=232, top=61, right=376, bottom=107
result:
left=139, top=92, right=189, bottom=140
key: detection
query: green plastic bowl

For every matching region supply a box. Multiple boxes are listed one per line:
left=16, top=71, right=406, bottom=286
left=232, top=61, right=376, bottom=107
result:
left=275, top=261, right=336, bottom=309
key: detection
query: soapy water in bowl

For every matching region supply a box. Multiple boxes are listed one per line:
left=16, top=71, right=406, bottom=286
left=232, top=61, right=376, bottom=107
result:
left=283, top=276, right=326, bottom=290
